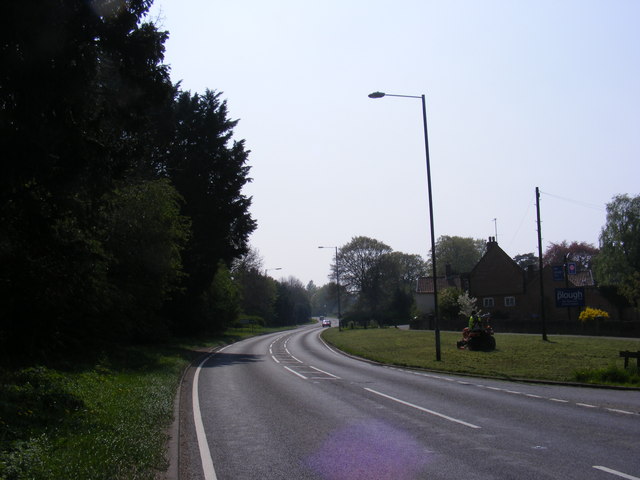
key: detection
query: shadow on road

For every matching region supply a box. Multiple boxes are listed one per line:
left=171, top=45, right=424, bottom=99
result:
left=204, top=352, right=263, bottom=367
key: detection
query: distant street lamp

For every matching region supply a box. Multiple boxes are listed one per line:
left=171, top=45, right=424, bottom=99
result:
left=318, top=246, right=342, bottom=331
left=368, top=91, right=441, bottom=361
left=264, top=267, right=282, bottom=277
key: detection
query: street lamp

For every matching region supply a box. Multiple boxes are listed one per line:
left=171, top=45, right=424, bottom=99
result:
left=318, top=246, right=342, bottom=331
left=368, top=91, right=441, bottom=361
left=264, top=267, right=282, bottom=277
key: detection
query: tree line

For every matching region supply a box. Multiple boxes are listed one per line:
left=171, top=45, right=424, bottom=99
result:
left=0, top=1, right=258, bottom=362
left=3, top=2, right=636, bottom=363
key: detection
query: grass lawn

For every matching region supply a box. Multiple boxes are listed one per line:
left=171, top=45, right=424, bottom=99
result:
left=322, top=328, right=640, bottom=385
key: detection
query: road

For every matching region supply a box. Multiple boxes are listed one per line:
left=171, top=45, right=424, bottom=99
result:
left=176, top=321, right=640, bottom=480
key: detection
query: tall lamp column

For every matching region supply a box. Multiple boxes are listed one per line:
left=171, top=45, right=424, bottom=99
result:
left=368, top=91, right=441, bottom=361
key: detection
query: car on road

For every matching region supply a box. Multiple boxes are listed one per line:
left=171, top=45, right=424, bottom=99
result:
left=321, top=319, right=331, bottom=327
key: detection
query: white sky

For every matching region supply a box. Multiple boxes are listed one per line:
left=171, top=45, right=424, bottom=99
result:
left=149, top=0, right=639, bottom=287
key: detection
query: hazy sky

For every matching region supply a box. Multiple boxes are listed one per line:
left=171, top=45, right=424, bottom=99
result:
left=148, top=0, right=639, bottom=287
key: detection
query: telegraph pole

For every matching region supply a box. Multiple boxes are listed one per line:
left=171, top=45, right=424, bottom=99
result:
left=536, top=187, right=548, bottom=341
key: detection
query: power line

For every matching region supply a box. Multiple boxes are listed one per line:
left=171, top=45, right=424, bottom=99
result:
left=540, top=191, right=605, bottom=211
left=507, top=197, right=533, bottom=251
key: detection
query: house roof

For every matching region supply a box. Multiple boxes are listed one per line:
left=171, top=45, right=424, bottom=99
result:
left=416, top=275, right=462, bottom=294
left=470, top=237, right=523, bottom=277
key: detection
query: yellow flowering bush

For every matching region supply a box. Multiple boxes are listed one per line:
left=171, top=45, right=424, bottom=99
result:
left=579, top=307, right=610, bottom=323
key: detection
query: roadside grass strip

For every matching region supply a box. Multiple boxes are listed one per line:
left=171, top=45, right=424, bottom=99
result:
left=322, top=328, right=640, bottom=386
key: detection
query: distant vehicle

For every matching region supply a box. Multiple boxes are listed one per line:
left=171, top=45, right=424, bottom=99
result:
left=321, top=319, right=331, bottom=328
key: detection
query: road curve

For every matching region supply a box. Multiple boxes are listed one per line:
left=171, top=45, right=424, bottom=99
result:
left=177, top=323, right=640, bottom=480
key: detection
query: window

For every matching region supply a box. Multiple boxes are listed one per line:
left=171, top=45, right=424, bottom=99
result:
left=483, top=297, right=494, bottom=308
left=504, top=296, right=516, bottom=307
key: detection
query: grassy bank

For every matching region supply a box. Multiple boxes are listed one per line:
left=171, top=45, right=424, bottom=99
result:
left=322, top=328, right=640, bottom=386
left=0, top=325, right=294, bottom=480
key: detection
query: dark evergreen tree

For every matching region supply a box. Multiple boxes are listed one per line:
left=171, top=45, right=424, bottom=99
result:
left=163, top=90, right=256, bottom=334
left=273, top=278, right=311, bottom=326
left=0, top=0, right=176, bottom=360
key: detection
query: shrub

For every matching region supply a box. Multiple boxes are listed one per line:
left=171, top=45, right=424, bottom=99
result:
left=575, top=365, right=640, bottom=386
left=578, top=307, right=610, bottom=323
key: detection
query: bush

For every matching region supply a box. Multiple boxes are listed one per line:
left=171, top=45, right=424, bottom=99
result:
left=579, top=307, right=610, bottom=323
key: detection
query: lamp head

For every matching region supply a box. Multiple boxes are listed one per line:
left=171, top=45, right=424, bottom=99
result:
left=368, top=91, right=386, bottom=99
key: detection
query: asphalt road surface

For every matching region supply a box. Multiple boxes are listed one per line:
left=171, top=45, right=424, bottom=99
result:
left=176, top=322, right=640, bottom=480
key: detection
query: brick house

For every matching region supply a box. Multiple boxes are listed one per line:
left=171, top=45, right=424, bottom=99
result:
left=469, top=237, right=526, bottom=315
left=415, top=237, right=638, bottom=334
left=414, top=272, right=465, bottom=316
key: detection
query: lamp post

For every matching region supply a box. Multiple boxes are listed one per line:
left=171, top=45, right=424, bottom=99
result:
left=368, top=91, right=441, bottom=361
left=318, top=246, right=342, bottom=331
left=264, top=267, right=282, bottom=277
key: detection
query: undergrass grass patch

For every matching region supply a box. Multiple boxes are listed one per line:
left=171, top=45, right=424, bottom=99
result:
left=0, top=346, right=191, bottom=480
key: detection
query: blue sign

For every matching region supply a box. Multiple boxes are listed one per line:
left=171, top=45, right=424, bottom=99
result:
left=552, top=266, right=564, bottom=281
left=567, top=262, right=577, bottom=275
left=555, top=287, right=585, bottom=307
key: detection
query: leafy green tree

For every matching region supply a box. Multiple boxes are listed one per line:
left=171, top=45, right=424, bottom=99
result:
left=377, top=252, right=425, bottom=324
left=429, top=236, right=486, bottom=275
left=206, top=262, right=241, bottom=333
left=380, top=252, right=427, bottom=290
left=385, top=288, right=415, bottom=325
left=594, top=194, right=640, bottom=307
left=439, top=287, right=464, bottom=322
left=232, top=248, right=278, bottom=324
left=101, top=179, right=190, bottom=341
left=336, top=236, right=392, bottom=313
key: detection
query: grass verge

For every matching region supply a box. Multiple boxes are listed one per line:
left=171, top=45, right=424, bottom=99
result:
left=322, top=328, right=640, bottom=386
left=0, top=324, right=298, bottom=480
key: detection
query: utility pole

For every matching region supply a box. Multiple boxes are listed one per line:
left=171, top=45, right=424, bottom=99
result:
left=536, top=187, right=548, bottom=341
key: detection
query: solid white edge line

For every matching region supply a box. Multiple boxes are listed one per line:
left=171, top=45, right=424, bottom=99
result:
left=193, top=353, right=218, bottom=480
left=593, top=466, right=640, bottom=480
left=365, top=388, right=481, bottom=429
left=317, top=330, right=342, bottom=355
